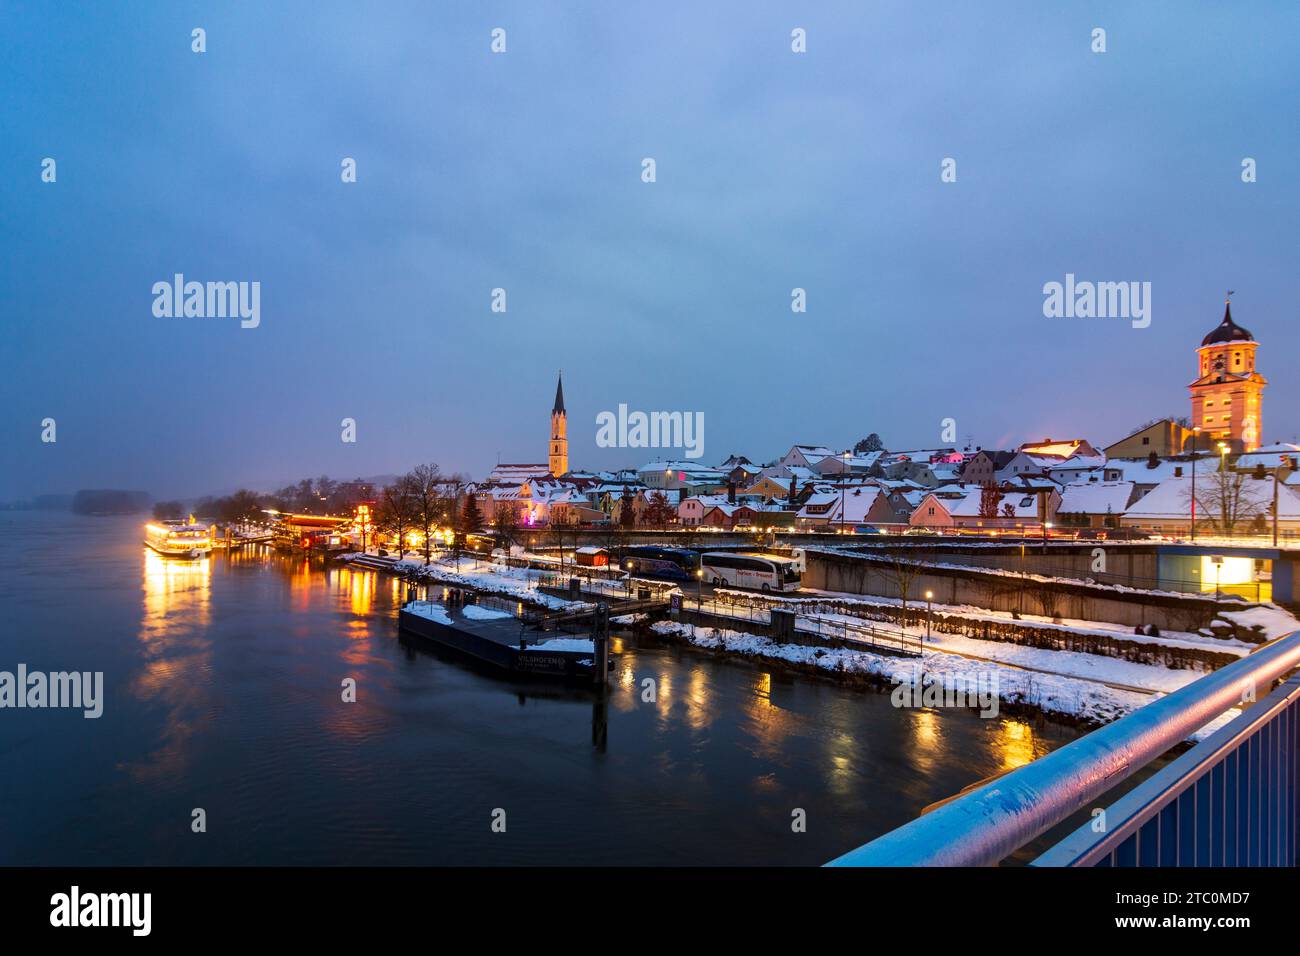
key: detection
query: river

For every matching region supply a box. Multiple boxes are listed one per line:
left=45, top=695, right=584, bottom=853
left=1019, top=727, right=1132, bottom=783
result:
left=0, top=511, right=1084, bottom=865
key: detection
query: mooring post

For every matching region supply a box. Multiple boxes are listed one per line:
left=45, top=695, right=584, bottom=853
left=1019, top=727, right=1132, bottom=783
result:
left=593, top=601, right=610, bottom=687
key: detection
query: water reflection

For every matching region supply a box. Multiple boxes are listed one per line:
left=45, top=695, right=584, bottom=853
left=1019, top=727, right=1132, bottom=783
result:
left=2, top=513, right=1090, bottom=865
left=993, top=718, right=1041, bottom=770
left=132, top=549, right=215, bottom=785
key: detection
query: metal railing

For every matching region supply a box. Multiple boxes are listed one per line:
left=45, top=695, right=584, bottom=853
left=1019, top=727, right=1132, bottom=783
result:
left=1032, top=673, right=1300, bottom=866
left=827, top=630, right=1300, bottom=867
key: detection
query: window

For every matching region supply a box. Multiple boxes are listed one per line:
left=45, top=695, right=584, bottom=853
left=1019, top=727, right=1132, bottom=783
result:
left=1142, top=436, right=1150, bottom=445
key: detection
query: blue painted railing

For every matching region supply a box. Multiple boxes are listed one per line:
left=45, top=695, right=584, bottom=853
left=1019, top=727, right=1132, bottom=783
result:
left=827, top=631, right=1300, bottom=867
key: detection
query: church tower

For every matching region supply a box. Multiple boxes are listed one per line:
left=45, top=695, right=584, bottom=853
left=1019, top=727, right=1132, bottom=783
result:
left=1188, top=299, right=1266, bottom=452
left=549, top=372, right=568, bottom=477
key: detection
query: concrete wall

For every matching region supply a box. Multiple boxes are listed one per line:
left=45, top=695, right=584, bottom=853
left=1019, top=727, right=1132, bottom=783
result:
left=803, top=550, right=1226, bottom=631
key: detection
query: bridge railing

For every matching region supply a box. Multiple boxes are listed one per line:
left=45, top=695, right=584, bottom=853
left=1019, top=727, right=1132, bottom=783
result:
left=1031, top=673, right=1299, bottom=866
left=826, top=630, right=1300, bottom=867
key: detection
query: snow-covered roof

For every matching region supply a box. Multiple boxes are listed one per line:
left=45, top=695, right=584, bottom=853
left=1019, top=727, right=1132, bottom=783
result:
left=1235, top=443, right=1300, bottom=471
left=797, top=487, right=884, bottom=523
left=1123, top=475, right=1300, bottom=520
left=1108, top=457, right=1192, bottom=485
left=487, top=463, right=551, bottom=483
left=929, top=488, right=1043, bottom=518
left=1046, top=455, right=1108, bottom=473
left=1058, top=481, right=1135, bottom=515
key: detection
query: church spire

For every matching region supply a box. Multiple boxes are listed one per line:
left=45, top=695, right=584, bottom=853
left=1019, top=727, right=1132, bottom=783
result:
left=553, top=371, right=565, bottom=415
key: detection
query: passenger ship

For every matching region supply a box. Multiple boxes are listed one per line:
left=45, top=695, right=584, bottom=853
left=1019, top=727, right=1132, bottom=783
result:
left=144, top=518, right=213, bottom=559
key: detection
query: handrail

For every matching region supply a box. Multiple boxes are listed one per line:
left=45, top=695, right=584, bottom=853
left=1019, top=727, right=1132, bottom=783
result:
left=1031, top=674, right=1300, bottom=866
left=826, top=630, right=1300, bottom=866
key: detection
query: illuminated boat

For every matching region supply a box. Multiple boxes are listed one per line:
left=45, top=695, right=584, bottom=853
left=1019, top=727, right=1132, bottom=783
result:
left=144, top=518, right=213, bottom=559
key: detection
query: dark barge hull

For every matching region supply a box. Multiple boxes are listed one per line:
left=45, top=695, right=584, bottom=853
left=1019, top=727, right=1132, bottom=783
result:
left=398, top=607, right=606, bottom=681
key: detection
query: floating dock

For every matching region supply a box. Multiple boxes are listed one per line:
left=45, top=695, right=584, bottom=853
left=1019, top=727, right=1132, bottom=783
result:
left=398, top=600, right=613, bottom=681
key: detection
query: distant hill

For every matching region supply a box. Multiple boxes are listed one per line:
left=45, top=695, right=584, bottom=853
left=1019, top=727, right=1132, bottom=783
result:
left=71, top=490, right=150, bottom=515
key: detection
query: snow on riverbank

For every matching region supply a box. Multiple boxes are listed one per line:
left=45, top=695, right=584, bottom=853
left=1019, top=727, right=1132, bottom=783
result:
left=651, top=620, right=1240, bottom=738
left=780, top=586, right=1281, bottom=655
left=340, top=552, right=587, bottom=610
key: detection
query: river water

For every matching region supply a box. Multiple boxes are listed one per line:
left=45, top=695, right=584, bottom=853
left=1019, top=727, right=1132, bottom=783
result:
left=0, top=511, right=1084, bottom=865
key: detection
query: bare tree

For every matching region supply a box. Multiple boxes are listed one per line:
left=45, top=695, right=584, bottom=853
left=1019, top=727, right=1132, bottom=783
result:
left=377, top=475, right=417, bottom=558
left=882, top=547, right=931, bottom=620
left=408, top=463, right=444, bottom=565
left=1186, top=469, right=1268, bottom=535
left=492, top=501, right=520, bottom=552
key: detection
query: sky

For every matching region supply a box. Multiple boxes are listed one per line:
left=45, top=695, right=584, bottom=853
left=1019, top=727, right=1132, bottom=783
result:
left=3, top=1, right=1298, bottom=501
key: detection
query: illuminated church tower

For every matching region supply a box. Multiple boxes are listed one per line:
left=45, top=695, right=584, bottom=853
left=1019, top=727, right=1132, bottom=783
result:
left=549, top=372, right=568, bottom=477
left=1188, top=298, right=1266, bottom=453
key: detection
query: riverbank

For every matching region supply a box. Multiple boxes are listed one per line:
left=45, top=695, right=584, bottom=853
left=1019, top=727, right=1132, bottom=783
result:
left=333, top=549, right=1261, bottom=735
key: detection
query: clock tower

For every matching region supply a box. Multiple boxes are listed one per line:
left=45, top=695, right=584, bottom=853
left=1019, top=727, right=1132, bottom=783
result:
left=1188, top=299, right=1266, bottom=453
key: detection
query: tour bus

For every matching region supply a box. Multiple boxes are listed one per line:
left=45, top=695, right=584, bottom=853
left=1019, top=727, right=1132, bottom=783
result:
left=700, top=551, right=802, bottom=592
left=617, top=546, right=701, bottom=581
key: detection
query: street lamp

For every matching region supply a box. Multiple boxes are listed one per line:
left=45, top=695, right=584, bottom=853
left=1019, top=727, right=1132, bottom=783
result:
left=1042, top=520, right=1052, bottom=554
left=1217, top=442, right=1231, bottom=538
left=696, top=567, right=704, bottom=611
left=925, top=590, right=933, bottom=641
left=1190, top=426, right=1200, bottom=542
left=841, top=451, right=851, bottom=534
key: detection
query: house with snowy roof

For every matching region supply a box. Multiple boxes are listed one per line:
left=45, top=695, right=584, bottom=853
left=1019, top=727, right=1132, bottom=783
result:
left=1233, top=443, right=1300, bottom=474
left=1018, top=437, right=1102, bottom=459
left=487, top=462, right=552, bottom=484
left=1107, top=455, right=1194, bottom=495
left=678, top=494, right=731, bottom=526
left=910, top=486, right=1060, bottom=531
left=995, top=451, right=1069, bottom=482
left=961, top=450, right=1016, bottom=484
left=1044, top=455, right=1118, bottom=485
left=1120, top=474, right=1300, bottom=535
left=795, top=486, right=899, bottom=530
left=779, top=444, right=837, bottom=471
left=1056, top=480, right=1139, bottom=529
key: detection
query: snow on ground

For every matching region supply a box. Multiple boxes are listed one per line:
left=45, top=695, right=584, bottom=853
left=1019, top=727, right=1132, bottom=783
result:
left=1219, top=605, right=1300, bottom=641
left=461, top=604, right=512, bottom=621
left=405, top=601, right=452, bottom=626
left=531, top=638, right=595, bottom=653
left=651, top=620, right=1240, bottom=737
left=342, top=552, right=588, bottom=610
left=781, top=586, right=1266, bottom=655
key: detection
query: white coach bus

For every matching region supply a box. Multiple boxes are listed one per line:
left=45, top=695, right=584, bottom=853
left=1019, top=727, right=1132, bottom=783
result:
left=700, top=552, right=802, bottom=592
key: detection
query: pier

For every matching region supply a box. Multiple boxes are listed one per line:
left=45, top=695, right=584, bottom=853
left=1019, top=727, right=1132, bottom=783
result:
left=398, top=592, right=614, bottom=683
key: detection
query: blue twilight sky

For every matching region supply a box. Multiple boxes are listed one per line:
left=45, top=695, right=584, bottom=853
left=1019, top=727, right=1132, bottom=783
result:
left=2, top=1, right=1298, bottom=501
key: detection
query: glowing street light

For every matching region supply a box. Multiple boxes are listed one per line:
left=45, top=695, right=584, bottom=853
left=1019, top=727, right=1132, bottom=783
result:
left=925, top=589, right=934, bottom=641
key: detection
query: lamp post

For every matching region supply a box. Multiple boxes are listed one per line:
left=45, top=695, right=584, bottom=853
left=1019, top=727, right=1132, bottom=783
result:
left=1190, top=426, right=1200, bottom=542
left=841, top=450, right=851, bottom=534
left=1218, top=442, right=1231, bottom=538
left=1018, top=542, right=1026, bottom=617
left=925, top=590, right=933, bottom=641
left=1042, top=520, right=1052, bottom=554
left=696, top=567, right=704, bottom=611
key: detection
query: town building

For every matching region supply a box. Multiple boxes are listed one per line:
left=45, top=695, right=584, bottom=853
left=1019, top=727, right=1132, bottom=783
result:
left=1104, top=419, right=1193, bottom=458
left=1188, top=300, right=1267, bottom=453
